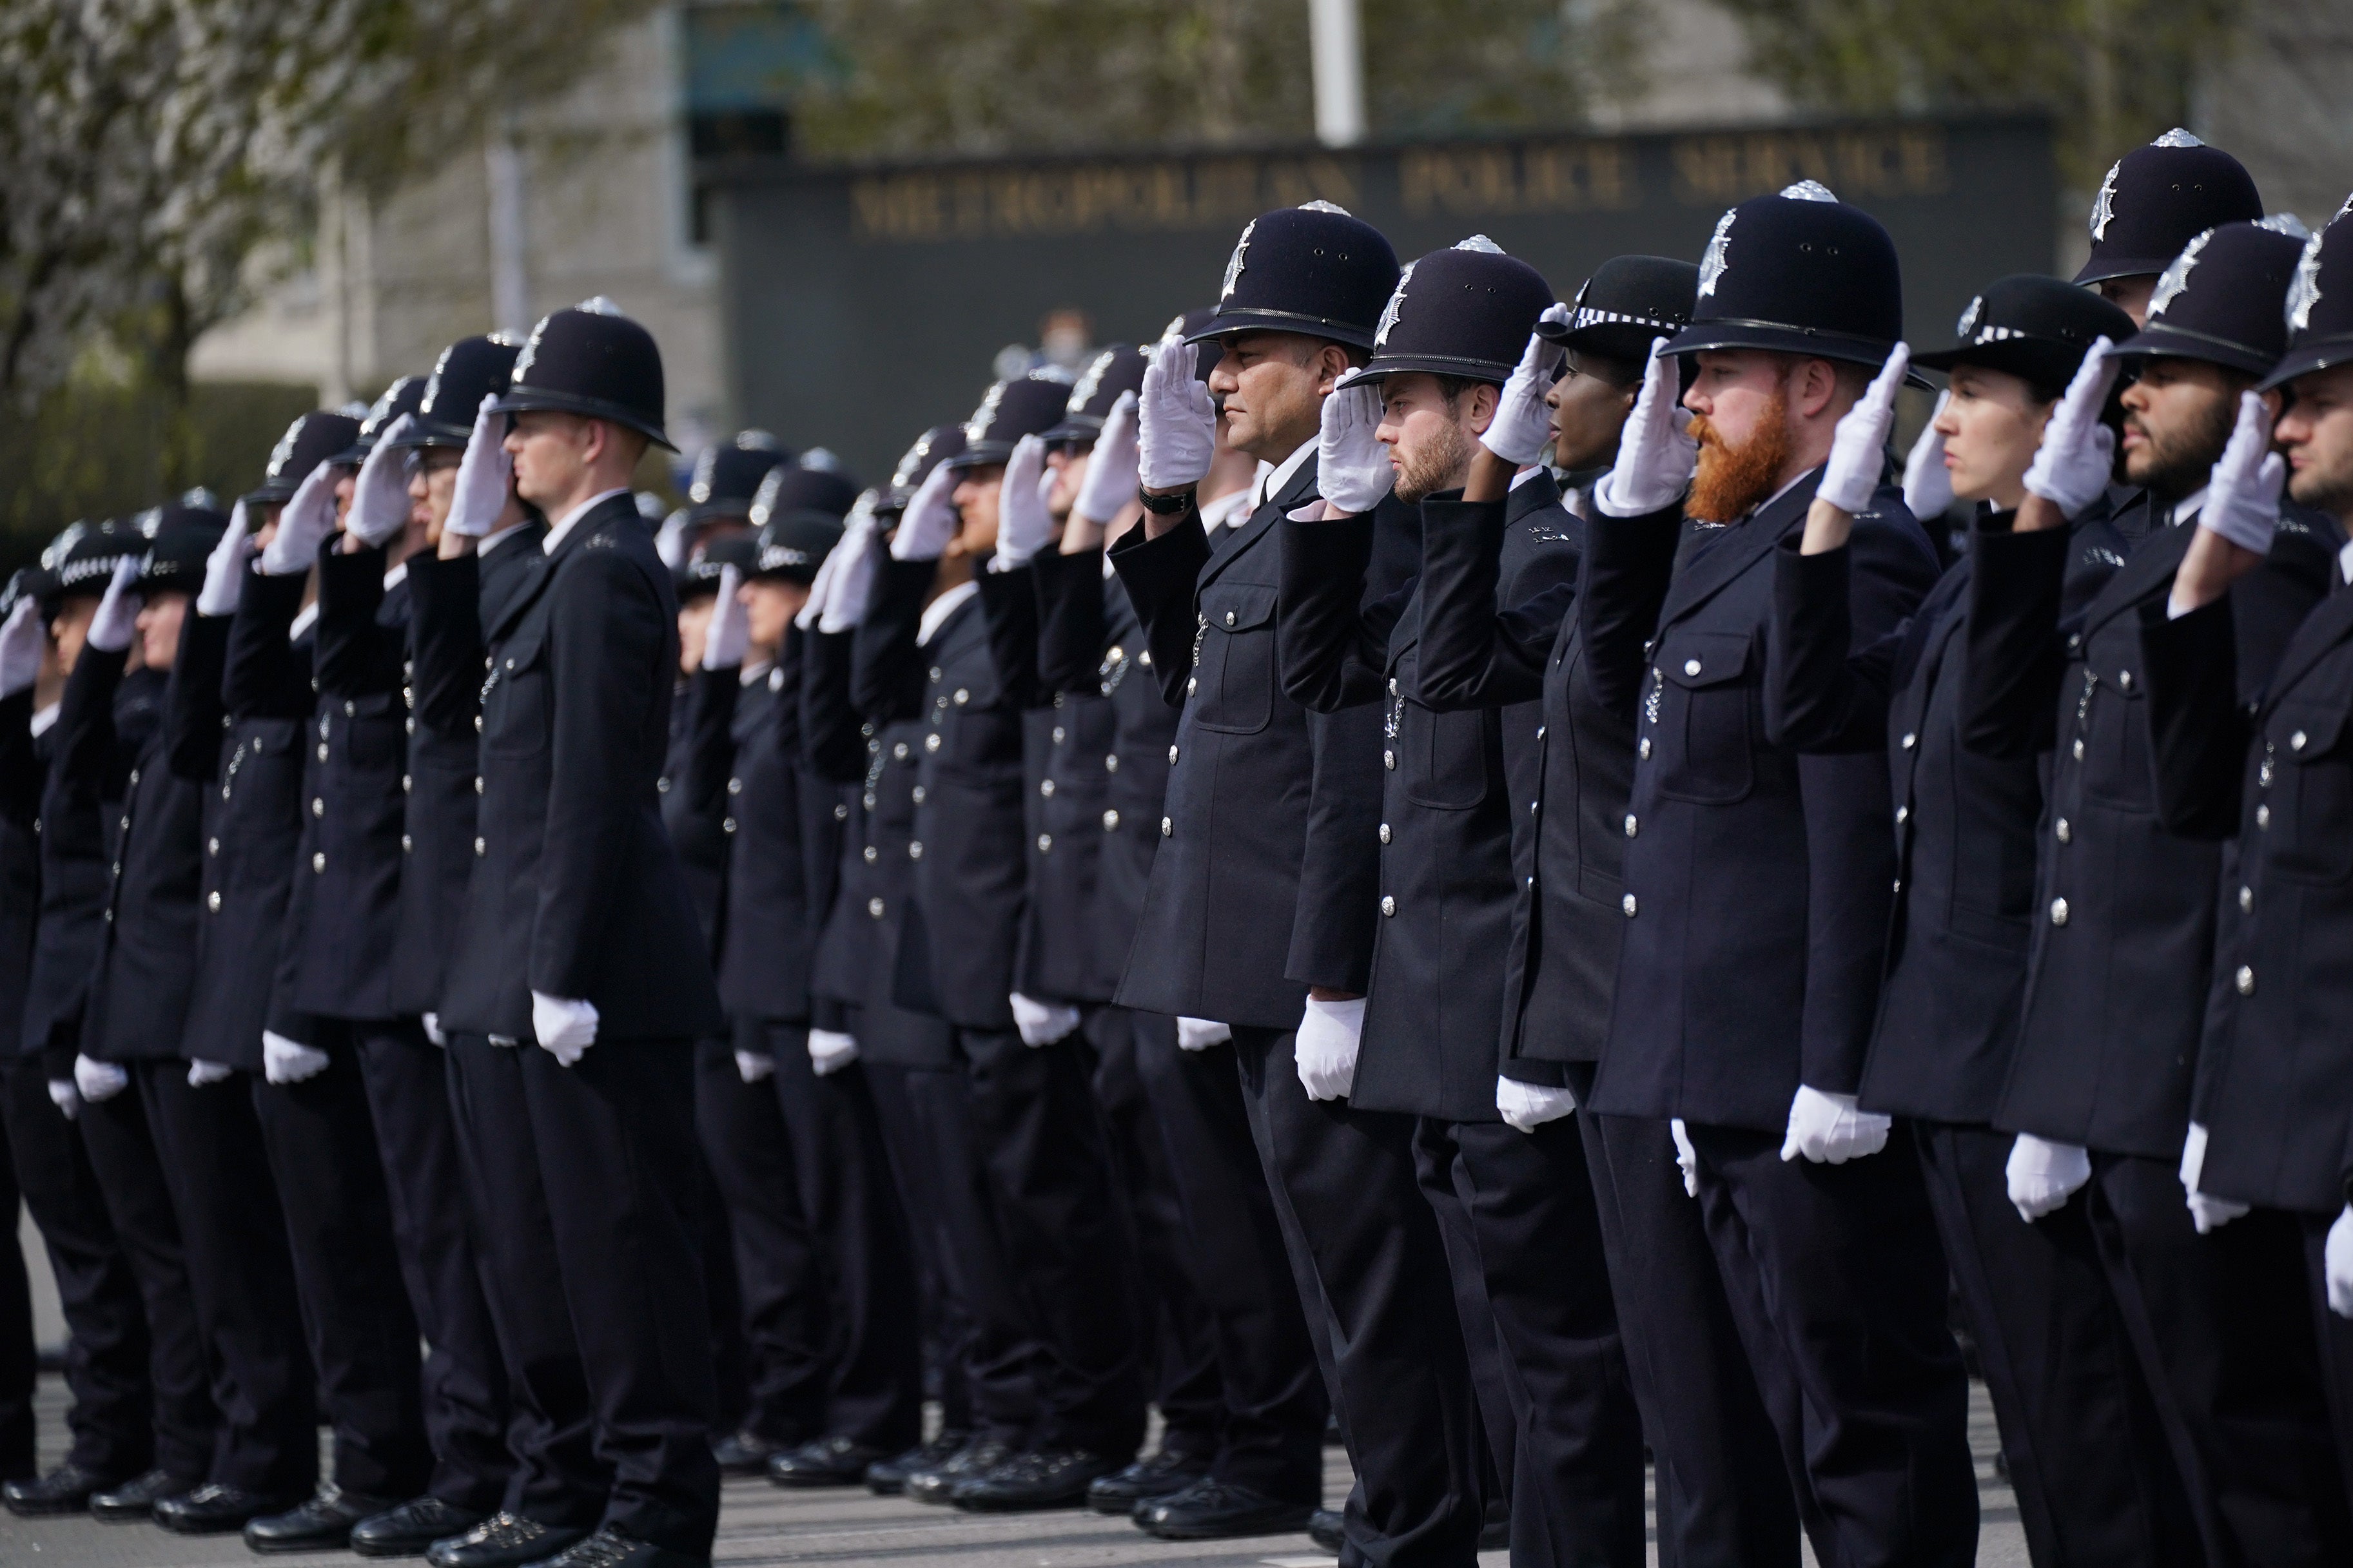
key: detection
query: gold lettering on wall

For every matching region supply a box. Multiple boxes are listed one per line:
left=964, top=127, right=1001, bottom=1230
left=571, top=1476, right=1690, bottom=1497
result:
left=1398, top=141, right=1634, bottom=217
left=1670, top=128, right=1948, bottom=206
left=850, top=157, right=1360, bottom=242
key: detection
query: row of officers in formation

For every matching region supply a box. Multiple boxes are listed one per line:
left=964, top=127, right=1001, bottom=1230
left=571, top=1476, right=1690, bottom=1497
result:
left=0, top=123, right=2350, bottom=1568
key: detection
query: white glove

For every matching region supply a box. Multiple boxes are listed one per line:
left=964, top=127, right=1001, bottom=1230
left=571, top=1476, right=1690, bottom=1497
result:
left=2178, top=1120, right=2252, bottom=1235
left=818, top=501, right=883, bottom=634
left=1294, top=995, right=1364, bottom=1101
left=46, top=1079, right=79, bottom=1120
left=734, top=1049, right=775, bottom=1084
left=1137, top=337, right=1218, bottom=491
left=261, top=1031, right=329, bottom=1085
left=1669, top=1118, right=1699, bottom=1197
left=656, top=508, right=693, bottom=571
left=347, top=414, right=418, bottom=546
left=808, top=1028, right=861, bottom=1076
left=1480, top=312, right=1568, bottom=467
left=2327, top=1206, right=2353, bottom=1319
left=2198, top=392, right=2285, bottom=557
left=1175, top=1016, right=1231, bottom=1052
left=445, top=395, right=513, bottom=539
left=531, top=991, right=600, bottom=1065
left=2006, top=1132, right=2093, bottom=1222
left=72, top=1054, right=128, bottom=1103
left=86, top=558, right=141, bottom=653
left=796, top=496, right=861, bottom=630
left=1009, top=992, right=1083, bottom=1047
left=1595, top=337, right=1697, bottom=517
left=1317, top=373, right=1394, bottom=516
left=701, top=565, right=748, bottom=670
left=2022, top=337, right=2122, bottom=517
left=1075, top=391, right=1141, bottom=524
left=1817, top=342, right=1908, bottom=514
left=261, top=460, right=338, bottom=576
left=420, top=1012, right=445, bottom=1047
left=186, top=1059, right=234, bottom=1087
left=1496, top=1074, right=1577, bottom=1132
left=1779, top=1084, right=1891, bottom=1163
left=889, top=458, right=961, bottom=561
left=994, top=435, right=1054, bottom=568
left=197, top=504, right=254, bottom=617
left=1901, top=392, right=1955, bottom=520
left=0, top=596, right=42, bottom=697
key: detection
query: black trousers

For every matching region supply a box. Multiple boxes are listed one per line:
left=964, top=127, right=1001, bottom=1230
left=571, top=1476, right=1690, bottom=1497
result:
left=445, top=1037, right=602, bottom=1529
left=133, top=1063, right=308, bottom=1495
left=342, top=1020, right=512, bottom=1512
left=1, top=1060, right=153, bottom=1481
left=1915, top=1122, right=2198, bottom=1568
left=761, top=1024, right=923, bottom=1454
left=251, top=1035, right=432, bottom=1500
left=1082, top=1008, right=1222, bottom=1458
left=2301, top=1208, right=2353, bottom=1510
left=1683, top=1121, right=1977, bottom=1568
left=1567, top=1076, right=1801, bottom=1568
left=0, top=1079, right=32, bottom=1480
left=2086, top=1151, right=2352, bottom=1568
left=861, top=1054, right=977, bottom=1435
left=695, top=1147, right=751, bottom=1440
left=691, top=1036, right=827, bottom=1446
left=1133, top=1020, right=1327, bottom=1502
left=1233, top=1026, right=1485, bottom=1568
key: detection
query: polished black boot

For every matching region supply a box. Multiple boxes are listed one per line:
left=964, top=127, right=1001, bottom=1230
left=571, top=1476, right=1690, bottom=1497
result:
left=153, top=1482, right=306, bottom=1535
left=1135, top=1477, right=1316, bottom=1540
left=246, top=1487, right=404, bottom=1553
left=88, top=1467, right=201, bottom=1523
left=424, top=1511, right=588, bottom=1568
left=351, top=1495, right=490, bottom=1558
left=950, top=1449, right=1121, bottom=1513
left=766, top=1436, right=890, bottom=1487
left=903, top=1436, right=1012, bottom=1507
left=4, top=1462, right=116, bottom=1517
left=865, top=1430, right=968, bottom=1496
left=1086, top=1447, right=1210, bottom=1514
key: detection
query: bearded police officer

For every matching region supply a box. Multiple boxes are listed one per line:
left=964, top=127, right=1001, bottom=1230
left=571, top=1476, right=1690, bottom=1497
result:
left=2075, top=130, right=2263, bottom=326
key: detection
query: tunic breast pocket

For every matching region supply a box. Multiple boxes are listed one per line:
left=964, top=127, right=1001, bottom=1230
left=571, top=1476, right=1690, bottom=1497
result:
left=483, top=627, right=549, bottom=760
left=1193, top=583, right=1278, bottom=735
left=1403, top=704, right=1492, bottom=810
left=2080, top=666, right=2153, bottom=812
left=347, top=699, right=404, bottom=769
left=1655, top=632, right=1755, bottom=804
left=2267, top=700, right=2353, bottom=884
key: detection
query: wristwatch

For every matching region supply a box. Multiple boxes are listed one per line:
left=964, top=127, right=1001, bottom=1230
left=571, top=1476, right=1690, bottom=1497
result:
left=1137, top=485, right=1195, bottom=516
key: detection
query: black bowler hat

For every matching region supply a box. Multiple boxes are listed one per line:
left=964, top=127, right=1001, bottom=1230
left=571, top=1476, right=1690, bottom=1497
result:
left=492, top=297, right=673, bottom=450
left=674, top=533, right=759, bottom=602
left=244, top=411, right=364, bottom=508
left=2260, top=201, right=2353, bottom=392
left=1161, top=307, right=1225, bottom=382
left=1187, top=202, right=1401, bottom=351
left=1358, top=237, right=1554, bottom=385
left=688, top=431, right=792, bottom=525
left=132, top=501, right=229, bottom=594
left=1539, top=256, right=1701, bottom=367
left=880, top=425, right=968, bottom=512
left=333, top=376, right=428, bottom=465
left=2075, top=130, right=2263, bottom=286
left=749, top=460, right=861, bottom=528
left=946, top=369, right=1072, bottom=470
left=1915, top=275, right=2137, bottom=391
left=1667, top=181, right=1919, bottom=381
left=39, top=519, right=139, bottom=606
left=4, top=566, right=55, bottom=621
left=2117, top=217, right=2310, bottom=377
left=754, top=509, right=844, bottom=585
left=400, top=334, right=526, bottom=449
left=1043, top=345, right=1147, bottom=445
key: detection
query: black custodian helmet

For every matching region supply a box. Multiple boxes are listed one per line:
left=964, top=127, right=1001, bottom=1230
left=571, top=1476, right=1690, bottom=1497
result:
left=1358, top=237, right=1554, bottom=385
left=688, top=432, right=793, bottom=525
left=674, top=533, right=759, bottom=602
left=1189, top=202, right=1401, bottom=351
left=244, top=411, right=364, bottom=509
left=1668, top=181, right=1918, bottom=380
left=1539, top=256, right=1701, bottom=367
left=2261, top=200, right=2353, bottom=392
left=39, top=520, right=141, bottom=605
left=2075, top=130, right=2263, bottom=287
left=754, top=509, right=844, bottom=585
left=132, top=501, right=229, bottom=594
left=946, top=370, right=1072, bottom=470
left=748, top=460, right=861, bottom=528
left=880, top=425, right=968, bottom=512
left=333, top=376, right=428, bottom=465
left=2117, top=217, right=2312, bottom=378
left=1914, top=275, right=2137, bottom=392
left=491, top=297, right=673, bottom=450
left=1042, top=345, right=1147, bottom=445
left=401, top=334, right=527, bottom=449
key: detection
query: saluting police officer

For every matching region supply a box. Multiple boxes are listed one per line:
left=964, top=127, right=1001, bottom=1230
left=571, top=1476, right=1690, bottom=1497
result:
left=2075, top=130, right=2263, bottom=328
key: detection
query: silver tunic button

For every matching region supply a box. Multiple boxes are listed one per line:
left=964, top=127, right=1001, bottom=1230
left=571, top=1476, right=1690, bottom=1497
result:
left=2257, top=804, right=2271, bottom=828
left=1052, top=726, right=1065, bottom=744
left=2118, top=670, right=2133, bottom=692
left=313, top=798, right=324, bottom=817
left=402, top=774, right=412, bottom=793
left=1161, top=817, right=1173, bottom=837
left=2292, top=730, right=2309, bottom=751
left=2072, top=739, right=2085, bottom=760
left=208, top=838, right=220, bottom=855
left=1105, top=754, right=1118, bottom=772
left=1169, top=744, right=1180, bottom=764
left=475, top=777, right=483, bottom=795
left=2236, top=964, right=2255, bottom=995
left=925, top=733, right=941, bottom=751
left=1225, top=610, right=1236, bottom=626
left=929, top=667, right=941, bottom=682
left=723, top=817, right=737, bottom=834
left=1383, top=750, right=1394, bottom=769
left=954, top=688, right=969, bottom=705
left=1638, top=737, right=1652, bottom=759
left=1040, top=779, right=1055, bottom=797
left=344, top=699, right=356, bottom=716
left=1037, top=834, right=1053, bottom=852
left=1683, top=658, right=1701, bottom=677
left=1388, top=678, right=1398, bottom=695
left=893, top=742, right=910, bottom=759
left=835, top=803, right=848, bottom=820
left=864, top=846, right=879, bottom=863
left=2240, top=885, right=2253, bottom=912
left=2049, top=897, right=2069, bottom=926
left=1102, top=809, right=1120, bottom=830
left=1536, top=726, right=1547, bottom=740
left=1187, top=676, right=1198, bottom=695
left=908, top=841, right=923, bottom=859
left=207, top=891, right=221, bottom=912
left=912, top=786, right=927, bottom=804
left=2055, top=818, right=2070, bottom=843
left=474, top=837, right=485, bottom=857
left=317, top=743, right=330, bottom=761
left=1378, top=823, right=1392, bottom=844
left=1621, top=893, right=1637, bottom=917
left=1623, top=814, right=1638, bottom=837
left=312, top=852, right=326, bottom=873
left=1895, top=806, right=1909, bottom=824
left=1900, top=732, right=1917, bottom=750
left=1380, top=896, right=1396, bottom=916
left=868, top=897, right=885, bottom=918
left=475, top=715, right=483, bottom=733
left=402, top=835, right=412, bottom=853
left=727, top=778, right=742, bottom=795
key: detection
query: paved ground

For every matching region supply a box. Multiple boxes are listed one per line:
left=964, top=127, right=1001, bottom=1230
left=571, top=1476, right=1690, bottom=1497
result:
left=1, top=1373, right=2029, bottom=1566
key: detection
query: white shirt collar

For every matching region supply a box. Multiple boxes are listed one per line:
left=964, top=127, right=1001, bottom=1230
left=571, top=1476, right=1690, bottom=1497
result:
left=1509, top=465, right=1543, bottom=490
left=1201, top=487, right=1255, bottom=535
left=289, top=602, right=319, bottom=642
left=2170, top=486, right=2209, bottom=527
left=2336, top=537, right=2353, bottom=586
left=382, top=560, right=408, bottom=593
left=543, top=487, right=632, bottom=556
left=30, top=701, right=59, bottom=737
left=917, top=579, right=981, bottom=646
left=1255, top=438, right=1318, bottom=512
left=741, top=657, right=774, bottom=687
left=478, top=519, right=529, bottom=557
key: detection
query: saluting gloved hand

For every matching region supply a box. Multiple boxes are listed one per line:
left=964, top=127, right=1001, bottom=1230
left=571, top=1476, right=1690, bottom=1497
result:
left=2006, top=1132, right=2092, bottom=1221
left=347, top=414, right=418, bottom=547
left=46, top=1079, right=79, bottom=1121
left=261, top=460, right=339, bottom=576
left=187, top=1060, right=233, bottom=1086
left=2199, top=391, right=2285, bottom=557
left=702, top=565, right=749, bottom=670
left=1317, top=372, right=1393, bottom=516
left=889, top=458, right=961, bottom=562
left=196, top=503, right=254, bottom=618
left=656, top=508, right=693, bottom=571
left=1496, top=1074, right=1577, bottom=1133
left=2022, top=337, right=2122, bottom=519
left=1075, top=391, right=1140, bottom=525
left=1294, top=994, right=1364, bottom=1101
left=1817, top=342, right=1909, bottom=515
left=1596, top=337, right=1697, bottom=517
left=262, top=1031, right=328, bottom=1085
left=445, top=395, right=513, bottom=539
left=1481, top=311, right=1568, bottom=467
left=2178, top=1120, right=2252, bottom=1234
left=1137, top=336, right=1217, bottom=492
left=993, top=435, right=1054, bottom=568
left=2327, top=1206, right=2353, bottom=1319
left=1669, top=1119, right=1699, bottom=1197
left=72, top=1054, right=128, bottom=1104
left=808, top=1028, right=860, bottom=1076
left=1902, top=392, right=1955, bottom=521
left=1175, top=1016, right=1231, bottom=1052
left=818, top=500, right=884, bottom=634
left=1779, top=1084, right=1891, bottom=1163
left=733, top=1049, right=775, bottom=1085
left=531, top=991, right=599, bottom=1066
left=1009, top=992, right=1082, bottom=1047
left=86, top=557, right=141, bottom=654
left=0, top=595, right=43, bottom=699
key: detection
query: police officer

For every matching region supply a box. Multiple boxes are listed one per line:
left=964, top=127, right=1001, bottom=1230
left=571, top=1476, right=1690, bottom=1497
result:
left=1576, top=184, right=1974, bottom=1564
left=2075, top=130, right=2263, bottom=326
left=681, top=432, right=794, bottom=551
left=438, top=300, right=727, bottom=1568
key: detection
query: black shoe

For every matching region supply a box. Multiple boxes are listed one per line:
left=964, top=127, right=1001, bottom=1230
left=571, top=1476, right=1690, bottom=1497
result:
left=426, top=1512, right=588, bottom=1568
left=864, top=1430, right=967, bottom=1495
left=88, top=1467, right=200, bottom=1523
left=246, top=1487, right=404, bottom=1553
left=1136, top=1477, right=1318, bottom=1540
left=520, top=1523, right=706, bottom=1568
left=903, top=1437, right=1011, bottom=1506
left=153, top=1482, right=304, bottom=1535
left=950, top=1449, right=1120, bottom=1513
left=1088, top=1449, right=1209, bottom=1514
left=5, top=1462, right=115, bottom=1517
left=766, top=1435, right=890, bottom=1487
left=710, top=1431, right=779, bottom=1478
left=1306, top=1507, right=1344, bottom=1553
left=353, top=1496, right=490, bottom=1558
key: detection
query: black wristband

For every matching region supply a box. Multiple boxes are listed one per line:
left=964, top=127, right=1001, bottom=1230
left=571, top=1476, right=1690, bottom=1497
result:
left=1137, top=484, right=1195, bottom=516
